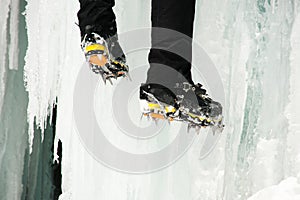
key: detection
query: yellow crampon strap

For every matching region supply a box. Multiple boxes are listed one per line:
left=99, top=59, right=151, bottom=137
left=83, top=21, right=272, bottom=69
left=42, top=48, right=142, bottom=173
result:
left=85, top=44, right=106, bottom=53
left=188, top=113, right=210, bottom=122
left=147, top=103, right=176, bottom=113
left=148, top=103, right=161, bottom=109
left=111, top=60, right=126, bottom=67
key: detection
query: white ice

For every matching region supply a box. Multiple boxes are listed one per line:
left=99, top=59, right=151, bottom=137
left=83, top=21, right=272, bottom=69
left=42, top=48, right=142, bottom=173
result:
left=248, top=177, right=300, bottom=200
left=20, top=0, right=300, bottom=199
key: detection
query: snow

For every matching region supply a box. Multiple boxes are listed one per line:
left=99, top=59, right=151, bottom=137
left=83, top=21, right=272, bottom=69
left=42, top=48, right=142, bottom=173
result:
left=247, top=177, right=300, bottom=200
left=251, top=138, right=283, bottom=192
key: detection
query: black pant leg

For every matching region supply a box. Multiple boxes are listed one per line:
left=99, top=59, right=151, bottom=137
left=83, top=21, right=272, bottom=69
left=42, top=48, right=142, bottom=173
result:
left=147, top=0, right=196, bottom=85
left=77, top=0, right=117, bottom=39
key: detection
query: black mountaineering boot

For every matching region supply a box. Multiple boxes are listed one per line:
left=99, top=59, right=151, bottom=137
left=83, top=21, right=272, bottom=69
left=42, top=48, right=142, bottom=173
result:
left=81, top=25, right=129, bottom=84
left=140, top=82, right=224, bottom=130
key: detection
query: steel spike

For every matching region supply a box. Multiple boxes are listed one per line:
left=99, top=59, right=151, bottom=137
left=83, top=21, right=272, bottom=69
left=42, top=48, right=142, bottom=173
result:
left=140, top=113, right=144, bottom=121
left=187, top=124, right=191, bottom=133
left=126, top=73, right=132, bottom=81
left=101, top=75, right=107, bottom=85
left=107, top=77, right=113, bottom=85
left=124, top=74, right=128, bottom=80
left=196, top=126, right=201, bottom=135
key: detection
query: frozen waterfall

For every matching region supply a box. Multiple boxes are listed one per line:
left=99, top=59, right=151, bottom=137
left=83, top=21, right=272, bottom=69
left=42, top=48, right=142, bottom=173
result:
left=0, top=0, right=300, bottom=199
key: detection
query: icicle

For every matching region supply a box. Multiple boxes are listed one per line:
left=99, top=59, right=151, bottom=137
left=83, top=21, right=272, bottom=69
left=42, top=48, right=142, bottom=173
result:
left=0, top=0, right=11, bottom=114
left=8, top=0, right=20, bottom=70
left=24, top=0, right=63, bottom=152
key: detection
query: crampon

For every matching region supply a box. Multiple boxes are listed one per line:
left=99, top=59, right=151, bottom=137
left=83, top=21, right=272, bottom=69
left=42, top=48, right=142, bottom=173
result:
left=81, top=32, right=130, bottom=84
left=140, top=85, right=224, bottom=134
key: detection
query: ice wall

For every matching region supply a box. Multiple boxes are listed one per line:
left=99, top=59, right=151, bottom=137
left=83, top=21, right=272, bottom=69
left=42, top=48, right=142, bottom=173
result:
left=0, top=0, right=20, bottom=114
left=20, top=0, right=300, bottom=200
left=221, top=1, right=298, bottom=199
left=285, top=2, right=300, bottom=178
left=55, top=1, right=226, bottom=199
left=0, top=0, right=28, bottom=199
left=0, top=0, right=63, bottom=199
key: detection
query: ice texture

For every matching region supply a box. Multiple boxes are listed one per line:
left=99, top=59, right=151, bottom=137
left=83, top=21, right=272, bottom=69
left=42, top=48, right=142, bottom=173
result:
left=8, top=0, right=20, bottom=70
left=34, top=0, right=300, bottom=199
left=0, top=0, right=10, bottom=115
left=24, top=0, right=70, bottom=151
left=247, top=177, right=300, bottom=200
left=0, top=0, right=299, bottom=199
left=0, top=0, right=29, bottom=199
